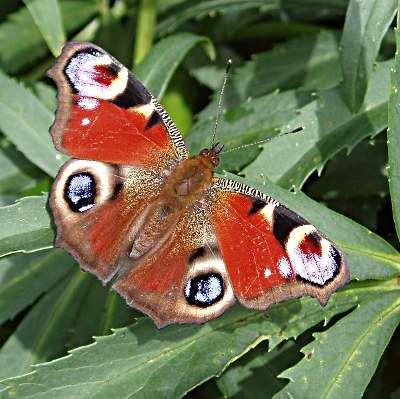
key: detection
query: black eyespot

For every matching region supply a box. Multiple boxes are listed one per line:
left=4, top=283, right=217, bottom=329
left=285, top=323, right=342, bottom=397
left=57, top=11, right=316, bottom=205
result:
left=64, top=172, right=96, bottom=212
left=184, top=273, right=224, bottom=307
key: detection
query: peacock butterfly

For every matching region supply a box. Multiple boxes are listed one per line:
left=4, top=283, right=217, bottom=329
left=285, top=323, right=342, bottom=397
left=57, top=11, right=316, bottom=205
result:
left=47, top=42, right=349, bottom=328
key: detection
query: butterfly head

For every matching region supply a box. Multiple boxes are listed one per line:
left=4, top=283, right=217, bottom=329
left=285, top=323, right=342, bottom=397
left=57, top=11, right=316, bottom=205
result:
left=198, top=142, right=224, bottom=168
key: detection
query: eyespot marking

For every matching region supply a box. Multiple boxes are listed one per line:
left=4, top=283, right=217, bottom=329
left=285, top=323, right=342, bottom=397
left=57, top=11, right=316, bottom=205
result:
left=277, top=257, right=292, bottom=279
left=64, top=172, right=96, bottom=212
left=286, top=225, right=340, bottom=286
left=184, top=273, right=224, bottom=307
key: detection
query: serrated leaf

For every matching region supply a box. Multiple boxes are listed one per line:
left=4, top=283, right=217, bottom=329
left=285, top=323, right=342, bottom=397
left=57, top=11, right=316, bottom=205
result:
left=0, top=195, right=54, bottom=257
left=1, top=282, right=397, bottom=399
left=341, top=0, right=397, bottom=112
left=388, top=12, right=400, bottom=241
left=0, top=73, right=67, bottom=177
left=0, top=176, right=399, bottom=397
left=196, top=31, right=342, bottom=123
left=0, top=268, right=136, bottom=380
left=23, top=0, right=66, bottom=56
left=244, top=60, right=392, bottom=189
left=0, top=270, right=88, bottom=379
left=0, top=2, right=397, bottom=398
left=187, top=90, right=314, bottom=171
left=275, top=290, right=400, bottom=399
left=0, top=249, right=73, bottom=324
left=216, top=341, right=300, bottom=398
left=135, top=32, right=214, bottom=99
left=156, top=0, right=271, bottom=37
left=307, top=138, right=388, bottom=200
left=156, top=0, right=349, bottom=37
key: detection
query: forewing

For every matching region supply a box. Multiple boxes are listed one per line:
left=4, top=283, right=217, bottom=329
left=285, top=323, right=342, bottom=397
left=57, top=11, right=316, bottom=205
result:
left=46, top=41, right=188, bottom=166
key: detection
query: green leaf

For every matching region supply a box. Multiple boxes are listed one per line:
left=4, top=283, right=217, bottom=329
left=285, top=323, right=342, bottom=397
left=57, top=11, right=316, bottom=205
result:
left=0, top=146, right=46, bottom=205
left=187, top=90, right=314, bottom=171
left=156, top=0, right=274, bottom=36
left=0, top=270, right=86, bottom=379
left=0, top=269, right=136, bottom=380
left=341, top=0, right=397, bottom=112
left=0, top=73, right=66, bottom=177
left=0, top=249, right=73, bottom=325
left=135, top=32, right=214, bottom=99
left=217, top=341, right=300, bottom=398
left=157, top=0, right=348, bottom=38
left=133, top=0, right=157, bottom=66
left=1, top=281, right=397, bottom=399
left=305, top=137, right=389, bottom=231
left=0, top=196, right=54, bottom=257
left=0, top=1, right=98, bottom=74
left=243, top=60, right=392, bottom=189
left=195, top=31, right=342, bottom=123
left=0, top=3, right=398, bottom=396
left=23, top=0, right=66, bottom=56
left=275, top=290, right=400, bottom=399
left=0, top=174, right=398, bottom=397
left=388, top=11, right=400, bottom=241
left=306, top=138, right=388, bottom=200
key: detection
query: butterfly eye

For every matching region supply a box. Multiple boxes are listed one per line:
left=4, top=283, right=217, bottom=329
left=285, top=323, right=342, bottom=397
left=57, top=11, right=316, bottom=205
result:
left=184, top=273, right=224, bottom=307
left=65, top=172, right=96, bottom=212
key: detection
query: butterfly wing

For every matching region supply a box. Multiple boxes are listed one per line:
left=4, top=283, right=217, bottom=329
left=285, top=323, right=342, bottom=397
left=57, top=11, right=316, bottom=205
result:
left=46, top=41, right=188, bottom=165
left=211, top=178, right=349, bottom=309
left=113, top=205, right=236, bottom=328
left=51, top=159, right=168, bottom=282
left=48, top=42, right=348, bottom=327
left=47, top=42, right=188, bottom=282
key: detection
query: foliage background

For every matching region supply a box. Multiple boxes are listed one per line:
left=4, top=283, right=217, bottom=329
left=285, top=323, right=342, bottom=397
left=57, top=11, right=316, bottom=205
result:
left=0, top=0, right=399, bottom=398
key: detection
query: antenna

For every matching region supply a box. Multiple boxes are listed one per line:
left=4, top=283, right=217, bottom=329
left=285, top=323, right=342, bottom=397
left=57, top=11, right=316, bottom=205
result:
left=211, top=59, right=232, bottom=148
left=221, top=126, right=304, bottom=154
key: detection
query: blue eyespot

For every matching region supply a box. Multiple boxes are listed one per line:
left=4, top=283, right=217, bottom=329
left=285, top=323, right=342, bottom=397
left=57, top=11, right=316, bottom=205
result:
left=64, top=172, right=96, bottom=212
left=184, top=273, right=224, bottom=307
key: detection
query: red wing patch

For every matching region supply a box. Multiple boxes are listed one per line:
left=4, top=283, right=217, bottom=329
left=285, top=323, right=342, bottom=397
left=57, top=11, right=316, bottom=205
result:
left=60, top=97, right=174, bottom=166
left=46, top=42, right=188, bottom=165
left=212, top=192, right=292, bottom=300
left=211, top=179, right=349, bottom=308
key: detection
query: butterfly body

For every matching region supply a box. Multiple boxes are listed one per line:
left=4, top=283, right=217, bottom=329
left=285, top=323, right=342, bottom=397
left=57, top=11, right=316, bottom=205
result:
left=47, top=42, right=349, bottom=328
left=129, top=151, right=217, bottom=259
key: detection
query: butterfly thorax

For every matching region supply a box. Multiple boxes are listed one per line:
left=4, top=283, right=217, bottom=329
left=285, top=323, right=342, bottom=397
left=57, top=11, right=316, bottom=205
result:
left=129, top=154, right=215, bottom=259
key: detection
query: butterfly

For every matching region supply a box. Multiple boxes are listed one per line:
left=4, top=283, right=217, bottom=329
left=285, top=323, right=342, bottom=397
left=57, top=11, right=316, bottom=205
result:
left=47, top=42, right=349, bottom=328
